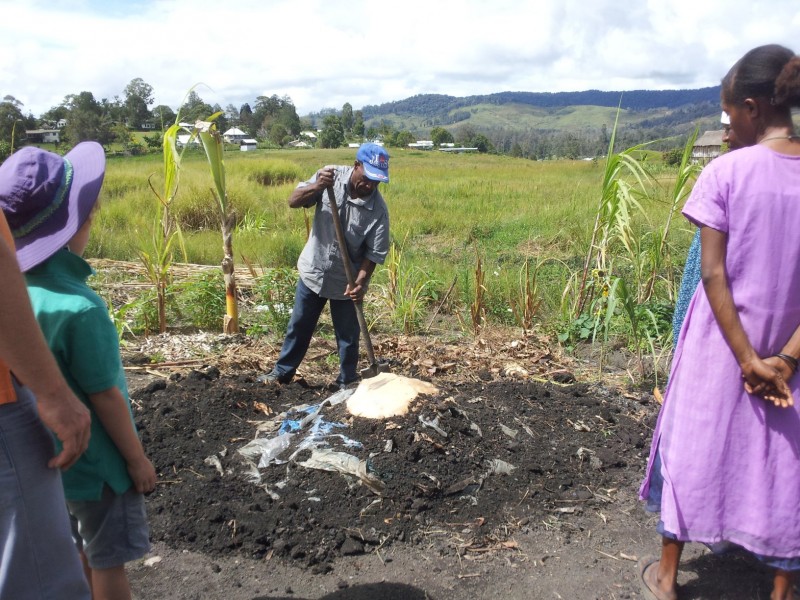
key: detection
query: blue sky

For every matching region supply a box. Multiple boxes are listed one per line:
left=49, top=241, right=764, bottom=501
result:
left=2, top=0, right=800, bottom=117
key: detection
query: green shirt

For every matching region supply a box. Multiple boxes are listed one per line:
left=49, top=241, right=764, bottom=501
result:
left=26, top=249, right=133, bottom=501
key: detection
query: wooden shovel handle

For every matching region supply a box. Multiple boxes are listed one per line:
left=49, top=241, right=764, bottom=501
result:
left=325, top=187, right=378, bottom=366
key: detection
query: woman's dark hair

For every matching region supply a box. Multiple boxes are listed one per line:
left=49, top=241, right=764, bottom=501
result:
left=724, top=44, right=800, bottom=108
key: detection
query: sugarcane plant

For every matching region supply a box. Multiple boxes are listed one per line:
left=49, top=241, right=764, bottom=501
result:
left=572, top=105, right=652, bottom=319
left=194, top=115, right=239, bottom=333
left=640, top=128, right=701, bottom=301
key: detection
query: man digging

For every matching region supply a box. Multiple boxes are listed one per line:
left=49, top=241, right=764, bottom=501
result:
left=260, top=143, right=390, bottom=390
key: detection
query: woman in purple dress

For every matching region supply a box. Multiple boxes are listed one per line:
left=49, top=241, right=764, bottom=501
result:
left=639, top=44, right=800, bottom=600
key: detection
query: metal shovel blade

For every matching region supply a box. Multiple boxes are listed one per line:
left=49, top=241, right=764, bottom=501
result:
left=360, top=360, right=391, bottom=379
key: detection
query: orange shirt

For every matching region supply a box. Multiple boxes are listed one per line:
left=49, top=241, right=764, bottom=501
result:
left=0, top=213, right=17, bottom=403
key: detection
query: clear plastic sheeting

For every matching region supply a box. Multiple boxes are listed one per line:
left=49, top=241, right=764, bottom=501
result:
left=236, top=388, right=390, bottom=496
left=297, top=448, right=386, bottom=496
left=238, top=433, right=294, bottom=468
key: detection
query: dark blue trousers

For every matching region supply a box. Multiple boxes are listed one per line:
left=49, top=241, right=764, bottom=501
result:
left=273, top=279, right=360, bottom=386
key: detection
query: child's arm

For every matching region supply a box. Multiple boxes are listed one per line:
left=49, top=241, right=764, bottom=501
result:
left=89, top=387, right=156, bottom=493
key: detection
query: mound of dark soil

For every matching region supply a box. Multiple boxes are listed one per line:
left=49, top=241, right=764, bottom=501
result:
left=133, top=367, right=657, bottom=575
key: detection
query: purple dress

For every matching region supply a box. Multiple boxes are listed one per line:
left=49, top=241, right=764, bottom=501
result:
left=640, top=144, right=800, bottom=562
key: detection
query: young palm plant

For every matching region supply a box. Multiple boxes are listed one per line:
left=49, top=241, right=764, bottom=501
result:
left=195, top=115, right=239, bottom=333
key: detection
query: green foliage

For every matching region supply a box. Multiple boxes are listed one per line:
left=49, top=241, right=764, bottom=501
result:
left=117, top=288, right=161, bottom=336
left=319, top=115, right=344, bottom=148
left=391, top=130, right=415, bottom=147
left=457, top=130, right=494, bottom=153
left=558, top=313, right=600, bottom=350
left=269, top=124, right=289, bottom=146
left=144, top=132, right=162, bottom=149
left=107, top=273, right=227, bottom=335
left=246, top=268, right=299, bottom=336
left=61, top=91, right=116, bottom=147
left=91, top=147, right=697, bottom=375
left=352, top=110, right=365, bottom=138
left=0, top=96, right=25, bottom=147
left=558, top=118, right=700, bottom=379
left=139, top=99, right=191, bottom=333
left=253, top=94, right=300, bottom=139
left=662, top=148, right=683, bottom=166
left=246, top=159, right=303, bottom=186
left=430, top=126, right=454, bottom=146
left=374, top=241, right=439, bottom=334
left=123, top=78, right=154, bottom=128
left=468, top=247, right=487, bottom=334
left=179, top=90, right=214, bottom=123
left=341, top=103, right=354, bottom=132
left=174, top=272, right=226, bottom=330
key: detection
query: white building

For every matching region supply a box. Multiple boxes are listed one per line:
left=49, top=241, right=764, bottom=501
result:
left=176, top=134, right=200, bottom=147
left=223, top=127, right=248, bottom=144
left=26, top=129, right=60, bottom=143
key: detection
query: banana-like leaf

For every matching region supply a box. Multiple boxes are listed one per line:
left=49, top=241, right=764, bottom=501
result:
left=195, top=120, right=227, bottom=215
left=162, top=123, right=183, bottom=204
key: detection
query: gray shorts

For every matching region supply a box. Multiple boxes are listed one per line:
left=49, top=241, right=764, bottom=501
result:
left=68, top=484, right=150, bottom=570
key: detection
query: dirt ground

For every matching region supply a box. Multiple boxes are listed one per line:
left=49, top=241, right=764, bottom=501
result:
left=123, top=333, right=779, bottom=600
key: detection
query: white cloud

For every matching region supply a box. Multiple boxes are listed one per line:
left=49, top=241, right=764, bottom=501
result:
left=2, top=0, right=799, bottom=116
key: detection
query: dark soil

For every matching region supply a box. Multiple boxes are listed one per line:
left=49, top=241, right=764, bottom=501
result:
left=134, top=368, right=653, bottom=571
left=125, top=336, right=781, bottom=599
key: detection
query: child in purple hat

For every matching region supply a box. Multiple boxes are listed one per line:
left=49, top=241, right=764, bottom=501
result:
left=0, top=143, right=156, bottom=599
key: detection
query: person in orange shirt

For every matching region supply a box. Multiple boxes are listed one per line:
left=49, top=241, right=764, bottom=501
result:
left=0, top=203, right=91, bottom=597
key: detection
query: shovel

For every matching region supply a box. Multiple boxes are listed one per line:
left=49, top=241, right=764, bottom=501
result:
left=326, top=187, right=391, bottom=379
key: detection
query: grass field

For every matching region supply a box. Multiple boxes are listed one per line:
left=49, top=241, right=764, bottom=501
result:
left=89, top=146, right=692, bottom=347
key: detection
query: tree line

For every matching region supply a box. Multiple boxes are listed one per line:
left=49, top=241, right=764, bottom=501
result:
left=0, top=79, right=307, bottom=158
left=1, top=78, right=719, bottom=161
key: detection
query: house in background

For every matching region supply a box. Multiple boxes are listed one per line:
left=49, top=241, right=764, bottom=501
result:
left=223, top=127, right=248, bottom=144
left=26, top=129, right=60, bottom=144
left=176, top=134, right=200, bottom=148
left=299, top=130, right=317, bottom=142
left=240, top=138, right=258, bottom=151
left=692, top=130, right=724, bottom=164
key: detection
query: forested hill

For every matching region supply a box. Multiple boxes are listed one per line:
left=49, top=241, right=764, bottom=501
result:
left=361, top=87, right=721, bottom=120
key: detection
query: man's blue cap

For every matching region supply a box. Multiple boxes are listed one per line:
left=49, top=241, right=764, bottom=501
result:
left=356, top=143, right=390, bottom=183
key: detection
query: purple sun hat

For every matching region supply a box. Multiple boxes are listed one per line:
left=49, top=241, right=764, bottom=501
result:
left=0, top=142, right=105, bottom=272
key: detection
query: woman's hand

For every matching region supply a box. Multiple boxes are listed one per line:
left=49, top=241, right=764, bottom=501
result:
left=741, top=356, right=794, bottom=408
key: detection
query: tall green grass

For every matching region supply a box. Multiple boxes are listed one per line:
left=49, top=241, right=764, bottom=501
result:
left=89, top=147, right=694, bottom=354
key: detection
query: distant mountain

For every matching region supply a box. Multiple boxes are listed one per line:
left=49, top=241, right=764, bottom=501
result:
left=350, top=87, right=723, bottom=158
left=361, top=87, right=722, bottom=119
